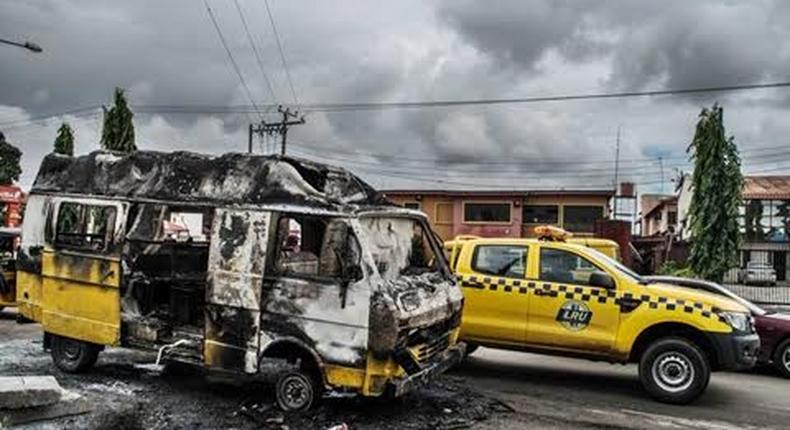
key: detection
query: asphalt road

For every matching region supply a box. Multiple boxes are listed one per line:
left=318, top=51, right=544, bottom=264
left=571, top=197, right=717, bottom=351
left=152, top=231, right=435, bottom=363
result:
left=457, top=347, right=790, bottom=429
left=2, top=308, right=789, bottom=429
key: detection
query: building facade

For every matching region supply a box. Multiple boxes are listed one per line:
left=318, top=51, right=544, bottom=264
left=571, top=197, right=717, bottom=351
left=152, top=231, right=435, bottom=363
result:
left=383, top=189, right=614, bottom=241
left=640, top=194, right=678, bottom=236
left=677, top=175, right=790, bottom=282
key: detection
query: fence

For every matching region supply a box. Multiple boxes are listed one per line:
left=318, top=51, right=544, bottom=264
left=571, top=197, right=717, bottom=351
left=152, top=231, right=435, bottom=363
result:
left=723, top=283, right=790, bottom=306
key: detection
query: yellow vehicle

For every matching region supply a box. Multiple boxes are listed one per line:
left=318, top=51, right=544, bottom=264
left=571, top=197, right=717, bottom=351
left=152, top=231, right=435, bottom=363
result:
left=0, top=227, right=20, bottom=311
left=16, top=151, right=464, bottom=410
left=446, top=229, right=759, bottom=404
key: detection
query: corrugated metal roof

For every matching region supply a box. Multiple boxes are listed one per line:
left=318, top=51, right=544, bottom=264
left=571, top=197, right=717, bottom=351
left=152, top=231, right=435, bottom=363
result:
left=743, top=175, right=790, bottom=199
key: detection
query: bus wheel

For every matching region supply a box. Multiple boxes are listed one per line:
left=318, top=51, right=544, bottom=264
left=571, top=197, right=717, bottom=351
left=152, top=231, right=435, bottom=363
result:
left=639, top=337, right=710, bottom=404
left=275, top=370, right=317, bottom=411
left=51, top=334, right=100, bottom=373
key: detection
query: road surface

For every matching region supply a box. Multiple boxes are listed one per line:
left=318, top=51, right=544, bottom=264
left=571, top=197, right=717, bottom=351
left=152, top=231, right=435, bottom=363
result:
left=2, top=309, right=788, bottom=429
left=459, top=347, right=790, bottom=429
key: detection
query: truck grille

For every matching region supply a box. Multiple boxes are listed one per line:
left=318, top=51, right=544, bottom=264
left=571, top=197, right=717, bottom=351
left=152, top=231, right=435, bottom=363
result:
left=409, top=331, right=450, bottom=366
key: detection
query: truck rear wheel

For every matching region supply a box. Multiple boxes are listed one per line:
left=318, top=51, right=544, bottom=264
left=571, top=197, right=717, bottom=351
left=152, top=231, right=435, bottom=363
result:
left=51, top=334, right=101, bottom=373
left=639, top=337, right=710, bottom=404
left=275, top=370, right=318, bottom=411
left=773, top=339, right=790, bottom=379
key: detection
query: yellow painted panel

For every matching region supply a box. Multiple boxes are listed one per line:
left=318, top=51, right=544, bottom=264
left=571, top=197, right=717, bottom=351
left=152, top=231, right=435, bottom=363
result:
left=324, top=365, right=366, bottom=390
left=42, top=250, right=120, bottom=288
left=16, top=271, right=42, bottom=321
left=40, top=250, right=121, bottom=346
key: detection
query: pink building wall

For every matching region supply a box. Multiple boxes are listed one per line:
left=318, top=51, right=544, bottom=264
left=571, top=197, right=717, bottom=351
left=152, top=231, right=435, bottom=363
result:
left=451, top=198, right=523, bottom=238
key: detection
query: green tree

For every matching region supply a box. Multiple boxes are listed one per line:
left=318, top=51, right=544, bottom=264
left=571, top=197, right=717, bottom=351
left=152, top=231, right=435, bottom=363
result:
left=0, top=131, right=22, bottom=185
left=687, top=104, right=743, bottom=283
left=100, top=87, right=136, bottom=152
left=54, top=122, right=75, bottom=156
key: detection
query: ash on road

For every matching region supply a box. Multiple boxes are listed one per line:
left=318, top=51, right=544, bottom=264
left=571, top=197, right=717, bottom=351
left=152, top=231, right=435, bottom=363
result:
left=0, top=310, right=508, bottom=430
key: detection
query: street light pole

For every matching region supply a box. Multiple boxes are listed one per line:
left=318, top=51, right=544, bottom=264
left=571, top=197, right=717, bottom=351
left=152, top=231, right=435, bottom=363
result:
left=0, top=38, right=43, bottom=53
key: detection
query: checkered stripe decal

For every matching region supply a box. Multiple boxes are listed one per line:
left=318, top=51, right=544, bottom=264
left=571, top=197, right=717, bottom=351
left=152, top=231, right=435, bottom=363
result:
left=459, top=274, right=726, bottom=322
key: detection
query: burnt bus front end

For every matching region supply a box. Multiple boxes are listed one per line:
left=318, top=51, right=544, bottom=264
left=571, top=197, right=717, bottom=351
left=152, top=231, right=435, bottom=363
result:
left=354, top=210, right=465, bottom=396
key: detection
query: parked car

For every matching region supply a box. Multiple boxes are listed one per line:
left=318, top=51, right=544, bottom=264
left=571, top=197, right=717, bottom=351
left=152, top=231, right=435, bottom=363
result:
left=742, top=262, right=777, bottom=286
left=446, top=228, right=759, bottom=404
left=647, top=276, right=790, bottom=378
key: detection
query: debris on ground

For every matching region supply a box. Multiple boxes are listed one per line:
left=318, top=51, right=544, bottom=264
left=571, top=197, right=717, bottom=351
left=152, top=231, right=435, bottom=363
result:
left=1, top=337, right=510, bottom=429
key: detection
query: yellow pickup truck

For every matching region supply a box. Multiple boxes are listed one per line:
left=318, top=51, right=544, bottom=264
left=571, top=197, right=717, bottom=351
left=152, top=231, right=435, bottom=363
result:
left=445, top=232, right=759, bottom=404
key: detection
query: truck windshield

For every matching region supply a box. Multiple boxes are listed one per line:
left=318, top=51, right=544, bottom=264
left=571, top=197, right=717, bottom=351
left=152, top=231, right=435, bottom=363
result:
left=359, top=216, right=447, bottom=281
left=584, top=246, right=644, bottom=284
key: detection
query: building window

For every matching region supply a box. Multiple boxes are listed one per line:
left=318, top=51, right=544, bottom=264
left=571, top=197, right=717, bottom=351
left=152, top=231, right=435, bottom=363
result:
left=562, top=206, right=603, bottom=233
left=667, top=210, right=677, bottom=226
left=403, top=202, right=420, bottom=210
left=471, top=245, right=528, bottom=278
left=463, top=203, right=511, bottom=223
left=523, top=205, right=559, bottom=224
left=743, top=199, right=790, bottom=242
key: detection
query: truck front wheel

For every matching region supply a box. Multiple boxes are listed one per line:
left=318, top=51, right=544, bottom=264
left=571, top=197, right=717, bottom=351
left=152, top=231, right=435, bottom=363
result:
left=50, top=334, right=101, bottom=373
left=639, top=337, right=710, bottom=404
left=773, top=339, right=790, bottom=378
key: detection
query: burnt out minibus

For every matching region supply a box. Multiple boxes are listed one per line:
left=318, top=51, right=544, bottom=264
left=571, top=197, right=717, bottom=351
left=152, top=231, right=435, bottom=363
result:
left=16, top=150, right=464, bottom=410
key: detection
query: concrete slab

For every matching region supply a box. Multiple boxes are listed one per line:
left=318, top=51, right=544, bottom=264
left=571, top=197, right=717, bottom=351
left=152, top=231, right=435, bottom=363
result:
left=0, top=376, right=64, bottom=409
left=0, top=393, right=91, bottom=426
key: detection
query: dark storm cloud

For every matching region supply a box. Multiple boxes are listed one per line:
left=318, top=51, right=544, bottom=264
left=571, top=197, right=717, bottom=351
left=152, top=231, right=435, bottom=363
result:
left=2, top=0, right=790, bottom=190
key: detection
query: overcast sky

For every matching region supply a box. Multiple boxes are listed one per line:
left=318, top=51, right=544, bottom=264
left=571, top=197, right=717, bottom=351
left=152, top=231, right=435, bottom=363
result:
left=2, top=0, right=790, bottom=192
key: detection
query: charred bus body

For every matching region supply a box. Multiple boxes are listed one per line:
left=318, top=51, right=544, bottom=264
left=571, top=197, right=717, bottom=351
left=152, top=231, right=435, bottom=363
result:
left=16, top=150, right=464, bottom=410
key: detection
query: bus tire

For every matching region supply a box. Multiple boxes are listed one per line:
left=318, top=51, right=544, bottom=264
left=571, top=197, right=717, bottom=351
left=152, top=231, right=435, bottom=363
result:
left=639, top=337, right=710, bottom=404
left=51, top=334, right=100, bottom=373
left=275, top=369, right=318, bottom=411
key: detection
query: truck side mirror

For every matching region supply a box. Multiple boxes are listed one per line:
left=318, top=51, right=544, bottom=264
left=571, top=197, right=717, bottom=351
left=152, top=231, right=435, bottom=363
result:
left=589, top=271, right=615, bottom=289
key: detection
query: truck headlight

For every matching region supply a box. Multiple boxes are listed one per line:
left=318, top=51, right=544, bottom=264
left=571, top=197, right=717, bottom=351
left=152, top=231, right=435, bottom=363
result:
left=719, top=312, right=751, bottom=333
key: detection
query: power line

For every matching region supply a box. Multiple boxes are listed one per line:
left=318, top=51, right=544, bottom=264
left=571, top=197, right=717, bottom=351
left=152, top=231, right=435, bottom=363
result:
left=6, top=80, right=790, bottom=128
left=202, top=0, right=262, bottom=121
left=263, top=0, right=300, bottom=108
left=233, top=0, right=278, bottom=103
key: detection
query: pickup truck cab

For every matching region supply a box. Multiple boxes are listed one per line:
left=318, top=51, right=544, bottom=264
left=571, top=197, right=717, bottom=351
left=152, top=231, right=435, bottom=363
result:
left=447, top=232, right=760, bottom=404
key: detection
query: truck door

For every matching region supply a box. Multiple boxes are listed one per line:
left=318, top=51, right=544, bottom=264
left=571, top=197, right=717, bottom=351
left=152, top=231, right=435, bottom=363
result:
left=41, top=199, right=125, bottom=345
left=260, top=213, right=370, bottom=367
left=459, top=244, right=529, bottom=346
left=205, top=208, right=270, bottom=373
left=526, top=245, right=620, bottom=355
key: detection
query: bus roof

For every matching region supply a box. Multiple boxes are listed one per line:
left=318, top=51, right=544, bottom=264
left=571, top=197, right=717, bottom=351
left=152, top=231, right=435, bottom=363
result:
left=31, top=150, right=391, bottom=211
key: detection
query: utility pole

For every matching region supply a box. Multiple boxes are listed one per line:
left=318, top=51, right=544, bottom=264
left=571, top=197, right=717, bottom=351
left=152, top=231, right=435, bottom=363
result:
left=248, top=105, right=305, bottom=155
left=658, top=156, right=665, bottom=193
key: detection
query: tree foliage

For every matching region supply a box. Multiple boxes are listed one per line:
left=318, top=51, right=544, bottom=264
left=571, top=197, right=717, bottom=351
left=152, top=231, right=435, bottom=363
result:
left=100, top=87, right=136, bottom=153
left=0, top=131, right=22, bottom=185
left=687, top=104, right=743, bottom=283
left=54, top=122, right=75, bottom=156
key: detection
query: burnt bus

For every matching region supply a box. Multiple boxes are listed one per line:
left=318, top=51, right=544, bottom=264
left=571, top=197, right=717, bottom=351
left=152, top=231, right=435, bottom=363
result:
left=16, top=150, right=464, bottom=410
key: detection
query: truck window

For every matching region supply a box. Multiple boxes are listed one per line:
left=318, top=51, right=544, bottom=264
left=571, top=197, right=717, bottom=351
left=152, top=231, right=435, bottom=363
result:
left=274, top=215, right=351, bottom=278
left=359, top=217, right=442, bottom=280
left=54, top=202, right=116, bottom=252
left=472, top=245, right=527, bottom=278
left=539, top=248, right=602, bottom=286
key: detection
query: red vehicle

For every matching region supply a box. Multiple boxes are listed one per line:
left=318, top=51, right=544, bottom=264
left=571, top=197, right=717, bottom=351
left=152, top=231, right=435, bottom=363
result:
left=0, top=184, right=25, bottom=227
left=648, top=276, right=790, bottom=378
